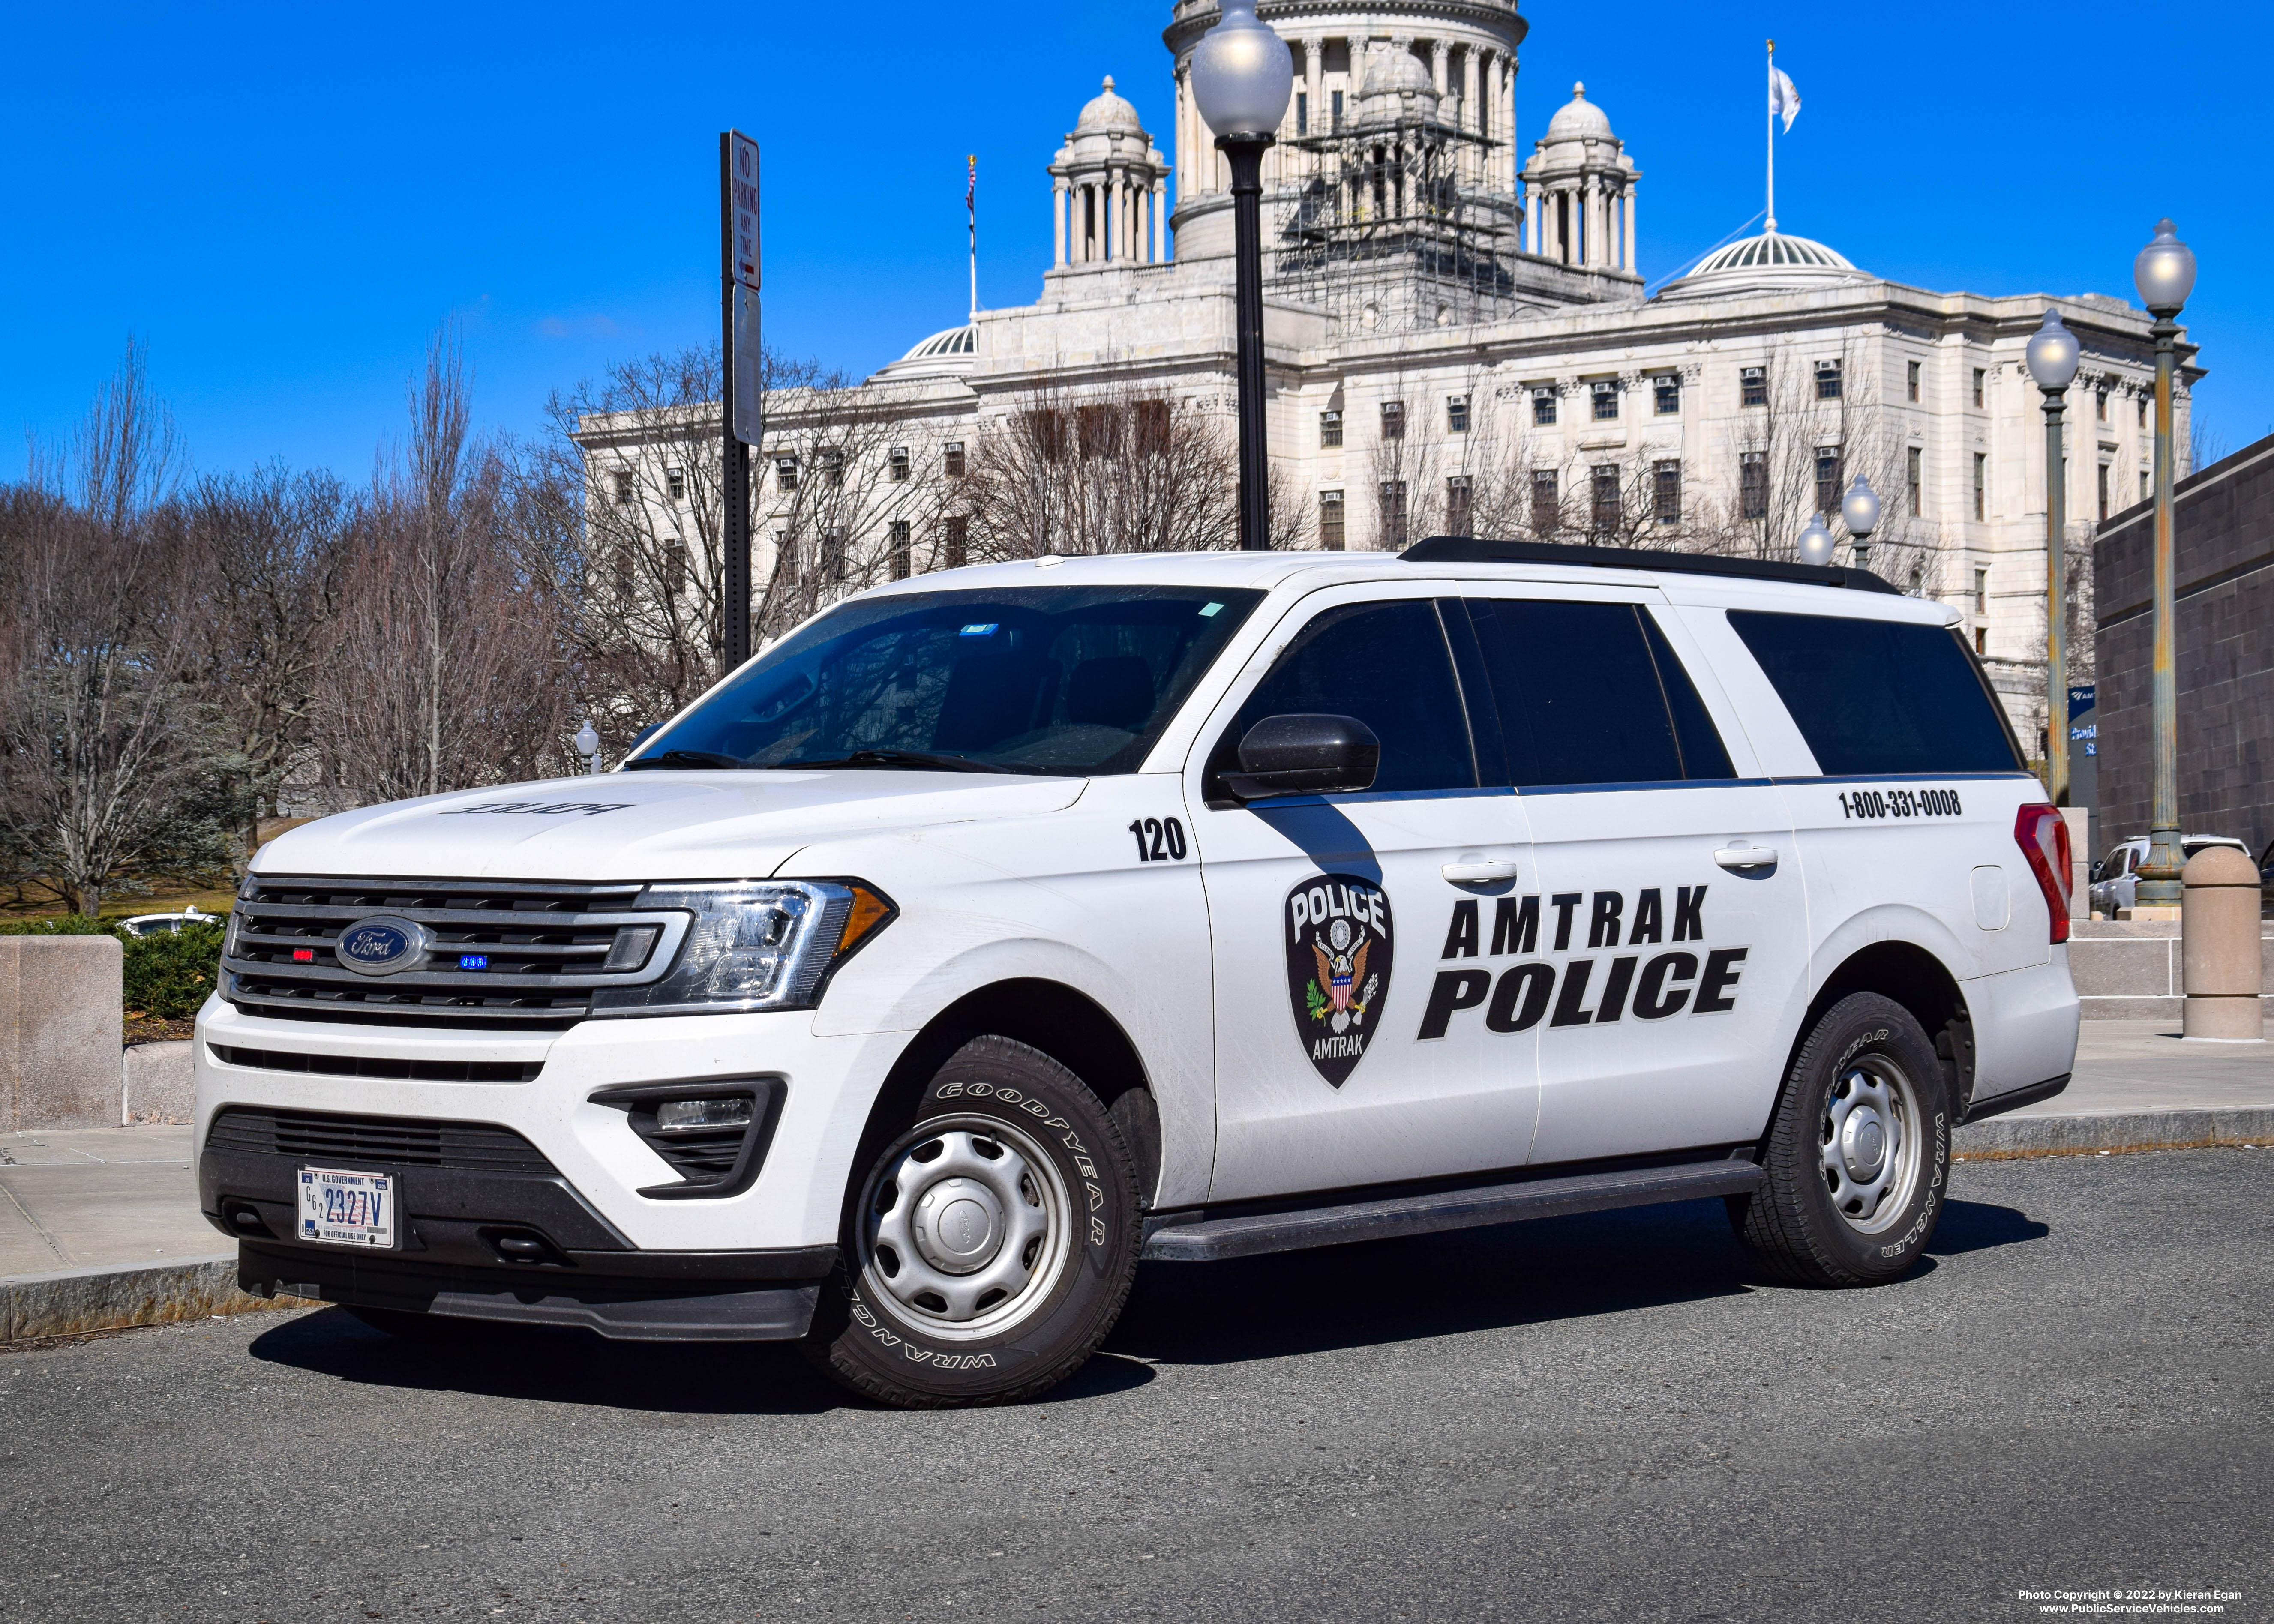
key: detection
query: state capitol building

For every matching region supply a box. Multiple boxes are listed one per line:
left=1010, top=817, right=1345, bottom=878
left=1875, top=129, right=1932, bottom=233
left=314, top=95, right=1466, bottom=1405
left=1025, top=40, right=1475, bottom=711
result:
left=580, top=0, right=2200, bottom=759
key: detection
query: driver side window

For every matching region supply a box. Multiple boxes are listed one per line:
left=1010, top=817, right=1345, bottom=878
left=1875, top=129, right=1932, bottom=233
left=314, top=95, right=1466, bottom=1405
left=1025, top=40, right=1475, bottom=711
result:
left=1221, top=599, right=1478, bottom=795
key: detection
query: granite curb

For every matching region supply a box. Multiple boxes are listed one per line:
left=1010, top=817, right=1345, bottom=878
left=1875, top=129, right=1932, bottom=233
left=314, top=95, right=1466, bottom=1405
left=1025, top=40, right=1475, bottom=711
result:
left=1954, top=1107, right=2274, bottom=1159
left=0, top=1254, right=312, bottom=1345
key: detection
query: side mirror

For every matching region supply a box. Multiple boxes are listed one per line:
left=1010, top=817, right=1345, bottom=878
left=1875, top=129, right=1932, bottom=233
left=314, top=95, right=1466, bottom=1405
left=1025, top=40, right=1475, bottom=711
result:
left=1222, top=713, right=1380, bottom=803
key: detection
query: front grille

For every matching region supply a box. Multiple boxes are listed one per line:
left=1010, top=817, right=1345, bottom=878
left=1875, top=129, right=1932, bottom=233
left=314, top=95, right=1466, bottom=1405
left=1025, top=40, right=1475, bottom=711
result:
left=208, top=1044, right=542, bottom=1084
left=207, top=1106, right=555, bottom=1173
left=222, top=876, right=687, bottom=1029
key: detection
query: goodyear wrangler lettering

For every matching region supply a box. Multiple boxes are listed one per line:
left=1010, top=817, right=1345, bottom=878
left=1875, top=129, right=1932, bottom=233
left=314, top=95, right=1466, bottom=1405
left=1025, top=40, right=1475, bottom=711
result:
left=1419, top=887, right=1747, bottom=1040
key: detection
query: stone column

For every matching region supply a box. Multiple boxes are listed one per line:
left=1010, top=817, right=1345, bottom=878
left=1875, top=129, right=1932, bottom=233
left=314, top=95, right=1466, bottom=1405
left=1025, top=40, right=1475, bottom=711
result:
left=1524, top=183, right=1539, bottom=255
left=1154, top=182, right=1167, bottom=261
left=2182, top=848, right=2265, bottom=1038
left=1623, top=184, right=1636, bottom=270
left=1306, top=35, right=1324, bottom=137
left=1053, top=177, right=1068, bottom=267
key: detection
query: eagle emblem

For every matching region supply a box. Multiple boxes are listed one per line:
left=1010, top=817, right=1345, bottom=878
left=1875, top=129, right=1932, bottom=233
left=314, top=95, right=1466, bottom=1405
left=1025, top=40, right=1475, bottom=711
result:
left=1284, top=874, right=1396, bottom=1088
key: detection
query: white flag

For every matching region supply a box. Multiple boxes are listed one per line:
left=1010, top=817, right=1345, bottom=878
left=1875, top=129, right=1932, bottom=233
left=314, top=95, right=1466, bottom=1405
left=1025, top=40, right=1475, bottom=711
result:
left=1769, top=66, right=1801, bottom=131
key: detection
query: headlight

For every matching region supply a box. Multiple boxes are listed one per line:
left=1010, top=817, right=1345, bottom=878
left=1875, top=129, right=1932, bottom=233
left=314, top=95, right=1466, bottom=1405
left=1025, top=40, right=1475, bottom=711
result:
left=587, top=880, right=896, bottom=1017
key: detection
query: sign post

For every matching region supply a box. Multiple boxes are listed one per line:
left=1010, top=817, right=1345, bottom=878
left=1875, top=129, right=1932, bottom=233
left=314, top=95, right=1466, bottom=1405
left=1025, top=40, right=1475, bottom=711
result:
left=720, top=131, right=762, bottom=671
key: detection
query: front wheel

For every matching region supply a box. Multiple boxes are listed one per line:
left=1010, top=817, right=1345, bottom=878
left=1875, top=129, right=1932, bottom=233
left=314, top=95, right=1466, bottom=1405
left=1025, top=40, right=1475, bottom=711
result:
left=804, top=1036, right=1141, bottom=1407
left=1730, top=992, right=1951, bottom=1286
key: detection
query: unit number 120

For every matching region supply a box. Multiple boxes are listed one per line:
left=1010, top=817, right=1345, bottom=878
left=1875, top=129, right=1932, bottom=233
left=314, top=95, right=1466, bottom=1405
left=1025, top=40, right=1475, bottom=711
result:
left=1128, top=817, right=1188, bottom=862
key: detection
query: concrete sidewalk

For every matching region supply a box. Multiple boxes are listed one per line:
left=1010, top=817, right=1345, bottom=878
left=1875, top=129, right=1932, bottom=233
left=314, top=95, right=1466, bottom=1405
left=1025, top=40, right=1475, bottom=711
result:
left=2, top=1020, right=2268, bottom=1342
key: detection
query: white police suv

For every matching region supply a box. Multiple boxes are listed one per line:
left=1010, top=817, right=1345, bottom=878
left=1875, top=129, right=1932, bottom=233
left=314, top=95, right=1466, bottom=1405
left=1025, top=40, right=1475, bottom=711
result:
left=198, top=539, right=2080, bottom=1405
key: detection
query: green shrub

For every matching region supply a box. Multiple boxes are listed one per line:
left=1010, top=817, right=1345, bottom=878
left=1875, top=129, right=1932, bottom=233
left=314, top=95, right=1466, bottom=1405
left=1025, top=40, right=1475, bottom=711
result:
left=0, top=914, right=228, bottom=1019
left=121, top=923, right=228, bottom=1019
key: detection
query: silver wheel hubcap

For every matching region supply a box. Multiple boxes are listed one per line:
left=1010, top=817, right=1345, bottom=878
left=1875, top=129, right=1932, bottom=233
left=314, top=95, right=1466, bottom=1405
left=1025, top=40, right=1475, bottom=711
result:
left=862, top=1123, right=1069, bottom=1341
left=1819, top=1058, right=1922, bottom=1233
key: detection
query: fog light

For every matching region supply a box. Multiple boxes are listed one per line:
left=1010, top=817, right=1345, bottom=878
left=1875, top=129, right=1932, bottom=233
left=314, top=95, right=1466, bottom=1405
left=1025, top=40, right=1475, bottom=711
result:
left=655, top=1097, right=753, bottom=1132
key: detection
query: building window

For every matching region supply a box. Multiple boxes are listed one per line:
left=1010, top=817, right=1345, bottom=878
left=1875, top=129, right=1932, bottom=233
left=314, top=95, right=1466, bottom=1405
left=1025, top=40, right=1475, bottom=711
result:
left=819, top=448, right=846, bottom=488
left=1973, top=452, right=1987, bottom=520
left=888, top=519, right=912, bottom=580
left=1740, top=366, right=1767, bottom=408
left=2139, top=468, right=2151, bottom=504
left=1907, top=446, right=1923, bottom=516
left=1815, top=359, right=1843, bottom=401
left=1296, top=90, right=1308, bottom=136
left=774, top=455, right=799, bottom=492
left=665, top=467, right=685, bottom=502
left=1974, top=625, right=1988, bottom=656
left=1133, top=400, right=1170, bottom=457
left=942, top=514, right=968, bottom=568
left=1739, top=451, right=1767, bottom=520
left=1331, top=88, right=1344, bottom=131
left=1380, top=401, right=1406, bottom=440
left=1445, top=475, right=1473, bottom=536
left=664, top=537, right=688, bottom=599
left=1652, top=460, right=1681, bottom=524
left=943, top=441, right=966, bottom=478
left=888, top=447, right=910, bottom=482
left=611, top=470, right=634, bottom=507
left=1320, top=488, right=1345, bottom=551
left=1590, top=465, right=1621, bottom=534
left=1972, top=368, right=1986, bottom=408
left=2136, top=396, right=2147, bottom=430
left=1590, top=381, right=1620, bottom=422
left=1320, top=409, right=1344, bottom=448
left=1531, top=469, right=1559, bottom=533
left=2098, top=462, right=2111, bottom=521
left=821, top=525, right=847, bottom=582
left=1974, top=566, right=1989, bottom=615
left=1077, top=404, right=1120, bottom=460
left=1653, top=375, right=1680, bottom=416
left=1532, top=387, right=1557, bottom=426
left=2095, top=386, right=2109, bottom=423
left=1815, top=447, right=1842, bottom=517
left=1907, top=360, right=1921, bottom=403
left=1446, top=394, right=1470, bottom=434
left=1378, top=480, right=1409, bottom=548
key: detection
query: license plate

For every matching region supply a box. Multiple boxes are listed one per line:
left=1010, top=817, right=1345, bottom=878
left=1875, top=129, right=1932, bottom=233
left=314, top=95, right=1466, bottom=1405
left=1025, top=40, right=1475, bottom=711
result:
left=297, top=1166, right=397, bottom=1249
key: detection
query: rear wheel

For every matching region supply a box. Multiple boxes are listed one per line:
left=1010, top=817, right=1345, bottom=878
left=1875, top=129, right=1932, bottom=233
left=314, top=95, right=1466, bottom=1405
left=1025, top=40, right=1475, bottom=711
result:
left=1731, top=992, right=1950, bottom=1286
left=804, top=1036, right=1141, bottom=1407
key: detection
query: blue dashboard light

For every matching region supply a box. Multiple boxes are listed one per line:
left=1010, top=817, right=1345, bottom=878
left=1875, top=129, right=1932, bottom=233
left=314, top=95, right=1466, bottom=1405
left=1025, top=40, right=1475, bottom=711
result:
left=959, top=623, right=999, bottom=637
left=458, top=954, right=490, bottom=971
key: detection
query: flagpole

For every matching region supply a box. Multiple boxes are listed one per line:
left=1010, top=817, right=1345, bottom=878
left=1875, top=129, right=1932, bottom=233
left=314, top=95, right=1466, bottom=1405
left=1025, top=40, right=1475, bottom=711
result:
left=1765, top=39, right=1776, bottom=232
left=967, top=155, right=979, bottom=319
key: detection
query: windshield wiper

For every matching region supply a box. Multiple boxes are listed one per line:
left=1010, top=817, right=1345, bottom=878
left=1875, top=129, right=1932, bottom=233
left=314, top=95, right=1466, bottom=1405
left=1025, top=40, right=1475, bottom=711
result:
left=622, top=749, right=752, bottom=771
left=778, top=749, right=1026, bottom=775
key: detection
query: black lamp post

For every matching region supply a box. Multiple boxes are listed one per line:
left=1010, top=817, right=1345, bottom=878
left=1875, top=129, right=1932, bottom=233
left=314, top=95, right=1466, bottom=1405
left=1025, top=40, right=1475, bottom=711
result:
left=2130, top=219, right=2197, bottom=910
left=1190, top=0, right=1293, bottom=551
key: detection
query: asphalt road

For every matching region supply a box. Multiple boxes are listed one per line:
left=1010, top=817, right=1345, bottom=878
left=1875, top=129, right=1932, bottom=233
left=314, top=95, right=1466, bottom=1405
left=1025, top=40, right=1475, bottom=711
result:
left=3, top=1149, right=2268, bottom=1624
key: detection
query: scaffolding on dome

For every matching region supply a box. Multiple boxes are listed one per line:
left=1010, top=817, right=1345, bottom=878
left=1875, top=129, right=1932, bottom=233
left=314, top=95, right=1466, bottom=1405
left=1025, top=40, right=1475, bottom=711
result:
left=1270, top=113, right=1524, bottom=335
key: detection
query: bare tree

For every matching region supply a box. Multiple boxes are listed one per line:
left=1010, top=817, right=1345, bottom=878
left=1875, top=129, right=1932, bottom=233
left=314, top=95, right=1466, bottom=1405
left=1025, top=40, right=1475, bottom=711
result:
left=311, top=328, right=570, bottom=805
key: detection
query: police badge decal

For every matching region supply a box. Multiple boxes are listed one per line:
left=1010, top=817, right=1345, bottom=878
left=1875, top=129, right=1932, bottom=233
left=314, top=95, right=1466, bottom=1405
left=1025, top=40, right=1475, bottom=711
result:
left=1284, top=874, right=1395, bottom=1088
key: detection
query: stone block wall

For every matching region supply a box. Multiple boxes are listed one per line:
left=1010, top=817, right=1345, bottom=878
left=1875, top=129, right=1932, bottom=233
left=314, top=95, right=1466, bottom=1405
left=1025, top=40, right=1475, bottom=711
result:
left=2094, top=433, right=2274, bottom=863
left=0, top=936, right=124, bottom=1130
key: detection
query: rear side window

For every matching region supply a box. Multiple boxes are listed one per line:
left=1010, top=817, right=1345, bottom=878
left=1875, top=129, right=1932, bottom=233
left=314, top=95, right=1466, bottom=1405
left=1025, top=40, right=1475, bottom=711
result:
left=1465, top=599, right=1736, bottom=788
left=1727, top=609, right=2023, bottom=776
left=1227, top=599, right=1476, bottom=794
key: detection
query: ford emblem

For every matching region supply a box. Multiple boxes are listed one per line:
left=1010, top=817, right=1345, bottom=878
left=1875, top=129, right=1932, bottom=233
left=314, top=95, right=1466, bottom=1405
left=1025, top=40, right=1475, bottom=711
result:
left=335, top=916, right=431, bottom=977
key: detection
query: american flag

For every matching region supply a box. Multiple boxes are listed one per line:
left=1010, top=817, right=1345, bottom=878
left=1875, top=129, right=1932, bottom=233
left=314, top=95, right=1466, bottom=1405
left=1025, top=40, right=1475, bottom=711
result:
left=966, top=155, right=977, bottom=212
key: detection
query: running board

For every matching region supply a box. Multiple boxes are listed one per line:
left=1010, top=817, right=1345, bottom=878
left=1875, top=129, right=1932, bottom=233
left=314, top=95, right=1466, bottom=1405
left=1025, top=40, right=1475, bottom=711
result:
left=1139, top=1158, right=1765, bottom=1264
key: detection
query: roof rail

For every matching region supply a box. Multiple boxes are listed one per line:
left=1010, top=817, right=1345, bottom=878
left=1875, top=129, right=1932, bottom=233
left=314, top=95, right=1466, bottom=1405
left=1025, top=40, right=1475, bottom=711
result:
left=1400, top=535, right=1898, bottom=595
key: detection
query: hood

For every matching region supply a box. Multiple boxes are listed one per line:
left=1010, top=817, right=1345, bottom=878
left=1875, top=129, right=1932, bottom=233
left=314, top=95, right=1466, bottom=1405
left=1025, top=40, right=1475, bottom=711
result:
left=254, top=770, right=1089, bottom=883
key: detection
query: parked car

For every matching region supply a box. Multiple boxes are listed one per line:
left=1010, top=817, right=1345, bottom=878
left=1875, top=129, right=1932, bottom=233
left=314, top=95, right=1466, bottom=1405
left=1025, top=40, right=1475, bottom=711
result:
left=2088, top=834, right=2250, bottom=915
left=199, top=539, right=2080, bottom=1407
left=119, top=904, right=218, bottom=938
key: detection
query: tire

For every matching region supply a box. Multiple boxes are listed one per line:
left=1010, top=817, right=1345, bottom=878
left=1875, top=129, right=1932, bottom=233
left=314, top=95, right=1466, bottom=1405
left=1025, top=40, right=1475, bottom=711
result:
left=1730, top=992, right=1951, bottom=1287
left=804, top=1035, right=1141, bottom=1407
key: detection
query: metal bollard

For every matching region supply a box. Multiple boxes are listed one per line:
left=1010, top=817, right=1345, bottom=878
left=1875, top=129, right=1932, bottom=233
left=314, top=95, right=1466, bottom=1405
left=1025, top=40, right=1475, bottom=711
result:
left=2181, top=847, right=2264, bottom=1040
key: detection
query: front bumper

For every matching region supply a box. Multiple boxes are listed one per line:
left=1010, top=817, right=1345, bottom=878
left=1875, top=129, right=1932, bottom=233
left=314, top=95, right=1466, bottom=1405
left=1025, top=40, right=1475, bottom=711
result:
left=194, top=999, right=917, bottom=1256
left=237, top=1240, right=825, bottom=1341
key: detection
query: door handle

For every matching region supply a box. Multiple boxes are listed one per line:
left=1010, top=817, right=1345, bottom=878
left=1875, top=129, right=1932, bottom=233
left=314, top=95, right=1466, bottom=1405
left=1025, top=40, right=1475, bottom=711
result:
left=1442, top=859, right=1521, bottom=884
left=1713, top=844, right=1779, bottom=870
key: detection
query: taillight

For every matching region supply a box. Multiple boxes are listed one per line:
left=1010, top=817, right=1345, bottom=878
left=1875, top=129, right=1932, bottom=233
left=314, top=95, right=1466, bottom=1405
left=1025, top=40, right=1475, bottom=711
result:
left=2014, top=803, right=2072, bottom=944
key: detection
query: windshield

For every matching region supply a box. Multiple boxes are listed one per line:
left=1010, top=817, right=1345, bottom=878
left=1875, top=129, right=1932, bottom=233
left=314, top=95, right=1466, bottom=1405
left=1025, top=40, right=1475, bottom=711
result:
left=630, top=584, right=1264, bottom=776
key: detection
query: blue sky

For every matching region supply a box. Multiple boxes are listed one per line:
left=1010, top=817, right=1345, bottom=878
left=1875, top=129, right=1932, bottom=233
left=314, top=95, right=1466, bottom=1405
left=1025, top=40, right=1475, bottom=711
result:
left=3, top=0, right=2267, bottom=483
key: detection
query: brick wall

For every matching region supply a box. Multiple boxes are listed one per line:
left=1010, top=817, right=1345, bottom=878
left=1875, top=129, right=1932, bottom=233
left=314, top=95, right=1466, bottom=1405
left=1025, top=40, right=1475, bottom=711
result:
left=2093, top=432, right=2274, bottom=864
